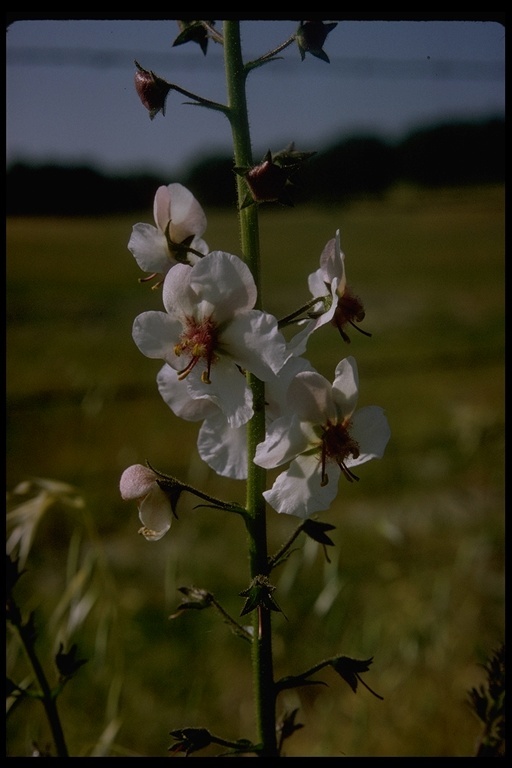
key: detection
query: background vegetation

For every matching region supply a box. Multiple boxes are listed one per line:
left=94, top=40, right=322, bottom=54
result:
left=6, top=116, right=505, bottom=215
left=6, top=182, right=505, bottom=756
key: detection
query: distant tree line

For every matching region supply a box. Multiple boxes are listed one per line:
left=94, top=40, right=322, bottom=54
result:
left=6, top=116, right=504, bottom=216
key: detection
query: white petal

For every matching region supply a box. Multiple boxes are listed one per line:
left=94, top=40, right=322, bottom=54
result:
left=138, top=526, right=169, bottom=542
left=319, top=230, right=346, bottom=290
left=307, top=266, right=330, bottom=298
left=188, top=251, right=257, bottom=322
left=254, top=413, right=310, bottom=469
left=198, top=413, right=248, bottom=479
left=162, top=263, right=195, bottom=318
left=332, top=357, right=359, bottom=418
left=156, top=364, right=217, bottom=421
left=221, top=311, right=290, bottom=380
left=334, top=230, right=347, bottom=295
left=132, top=311, right=181, bottom=362
left=185, top=359, right=253, bottom=428
left=128, top=223, right=170, bottom=273
left=265, top=356, right=315, bottom=419
left=263, top=455, right=340, bottom=518
left=138, top=484, right=173, bottom=540
left=166, top=183, right=207, bottom=242
left=287, top=371, right=337, bottom=423
left=153, top=185, right=172, bottom=232
left=120, top=464, right=156, bottom=500
left=347, top=406, right=391, bottom=466
left=287, top=319, right=316, bottom=356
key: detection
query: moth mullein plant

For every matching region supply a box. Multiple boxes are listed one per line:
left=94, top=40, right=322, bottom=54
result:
left=121, top=19, right=390, bottom=757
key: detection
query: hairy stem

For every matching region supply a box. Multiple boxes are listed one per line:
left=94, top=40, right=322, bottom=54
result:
left=223, top=20, right=278, bottom=757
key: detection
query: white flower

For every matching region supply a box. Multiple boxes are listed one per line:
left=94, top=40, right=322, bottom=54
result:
left=156, top=354, right=313, bottom=480
left=254, top=356, right=390, bottom=518
left=289, top=230, right=368, bottom=354
left=133, top=251, right=290, bottom=428
left=119, top=464, right=175, bottom=541
left=157, top=364, right=248, bottom=479
left=128, top=183, right=209, bottom=280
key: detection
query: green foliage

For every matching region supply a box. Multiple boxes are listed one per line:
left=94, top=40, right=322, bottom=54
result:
left=6, top=185, right=504, bottom=756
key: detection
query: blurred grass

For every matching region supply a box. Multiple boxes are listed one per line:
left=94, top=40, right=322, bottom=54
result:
left=6, top=184, right=505, bottom=756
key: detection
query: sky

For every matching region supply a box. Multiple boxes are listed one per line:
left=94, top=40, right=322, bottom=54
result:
left=6, top=16, right=506, bottom=178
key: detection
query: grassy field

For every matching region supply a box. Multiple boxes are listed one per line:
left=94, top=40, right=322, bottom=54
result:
left=6, top=184, right=505, bottom=757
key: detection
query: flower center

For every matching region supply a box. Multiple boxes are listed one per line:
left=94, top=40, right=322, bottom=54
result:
left=330, top=288, right=371, bottom=343
left=174, top=316, right=218, bottom=384
left=320, top=420, right=360, bottom=486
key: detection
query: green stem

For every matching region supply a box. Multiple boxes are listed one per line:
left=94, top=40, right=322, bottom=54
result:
left=200, top=20, right=225, bottom=46
left=278, top=295, right=329, bottom=328
left=276, top=659, right=331, bottom=691
left=268, top=522, right=306, bottom=570
left=209, top=594, right=253, bottom=642
left=223, top=20, right=278, bottom=757
left=245, top=33, right=297, bottom=72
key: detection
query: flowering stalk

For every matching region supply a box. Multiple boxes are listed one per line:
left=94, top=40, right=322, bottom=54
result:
left=223, top=20, right=277, bottom=756
left=125, top=19, right=389, bottom=756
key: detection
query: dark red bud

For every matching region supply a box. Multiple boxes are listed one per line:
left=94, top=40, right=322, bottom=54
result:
left=245, top=159, right=288, bottom=203
left=134, top=61, right=172, bottom=120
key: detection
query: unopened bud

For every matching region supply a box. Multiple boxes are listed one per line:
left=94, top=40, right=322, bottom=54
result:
left=246, top=156, right=288, bottom=203
left=134, top=60, right=172, bottom=119
left=172, top=20, right=215, bottom=56
left=296, top=20, right=337, bottom=63
left=235, top=145, right=315, bottom=208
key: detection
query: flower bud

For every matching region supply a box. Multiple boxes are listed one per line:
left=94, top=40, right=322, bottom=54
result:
left=120, top=463, right=183, bottom=541
left=296, top=20, right=337, bottom=63
left=245, top=153, right=289, bottom=204
left=239, top=575, right=283, bottom=616
left=134, top=60, right=172, bottom=119
left=172, top=20, right=215, bottom=55
left=235, top=145, right=315, bottom=208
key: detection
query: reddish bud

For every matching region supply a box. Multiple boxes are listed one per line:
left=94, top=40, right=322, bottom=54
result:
left=134, top=60, right=172, bottom=120
left=245, top=156, right=289, bottom=204
left=235, top=146, right=315, bottom=208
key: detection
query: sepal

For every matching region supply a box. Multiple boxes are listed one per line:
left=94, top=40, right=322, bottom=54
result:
left=296, top=21, right=337, bottom=63
left=55, top=642, right=87, bottom=680
left=239, top=575, right=282, bottom=616
left=172, top=21, right=215, bottom=55
left=330, top=655, right=384, bottom=699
